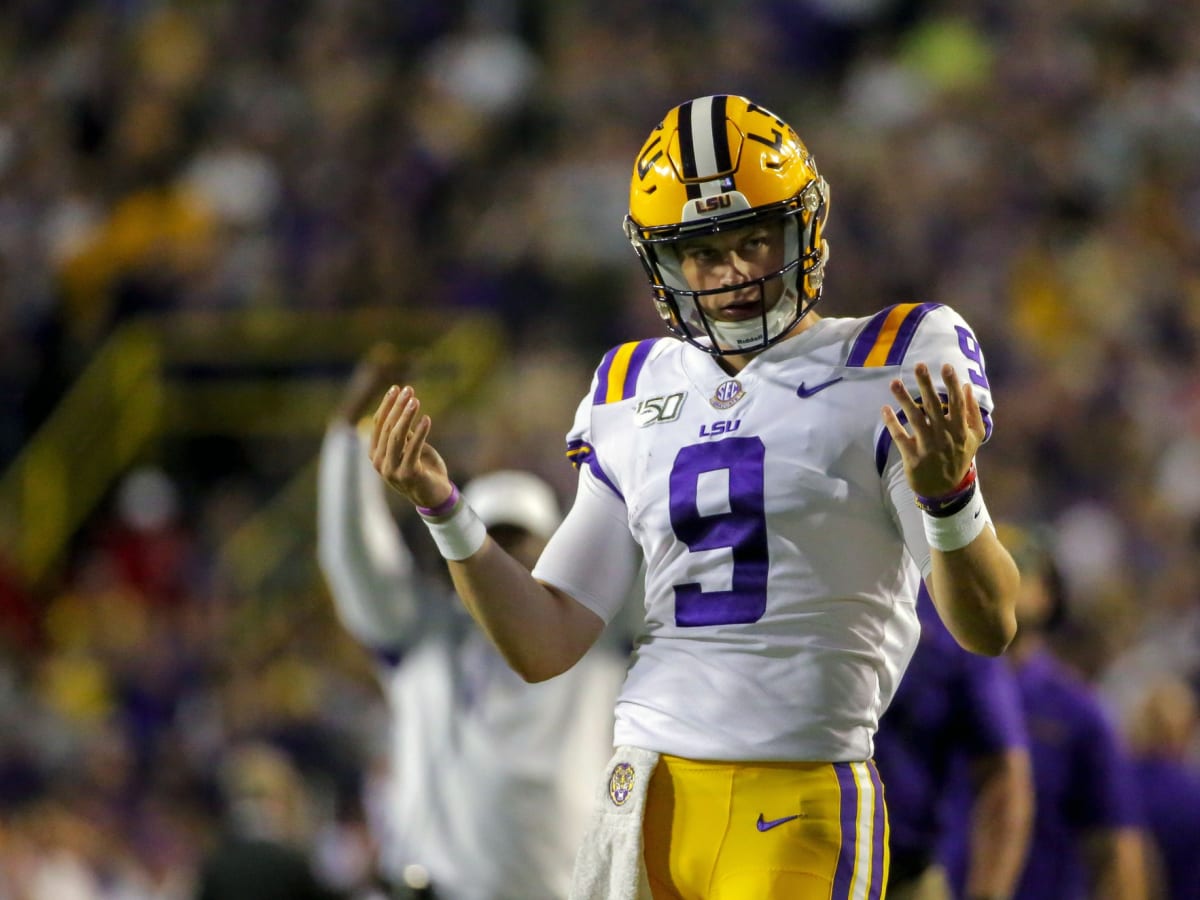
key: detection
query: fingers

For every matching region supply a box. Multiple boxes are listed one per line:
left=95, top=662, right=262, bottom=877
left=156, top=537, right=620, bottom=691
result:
left=381, top=390, right=420, bottom=474
left=895, top=363, right=972, bottom=436
left=401, top=411, right=432, bottom=475
left=940, top=363, right=964, bottom=421
left=371, top=385, right=419, bottom=473
left=888, top=370, right=931, bottom=443
left=881, top=404, right=917, bottom=460
left=963, top=382, right=985, bottom=437
left=371, top=385, right=402, bottom=453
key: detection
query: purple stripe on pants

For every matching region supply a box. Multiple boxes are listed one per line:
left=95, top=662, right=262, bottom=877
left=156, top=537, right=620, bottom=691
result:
left=867, top=761, right=887, bottom=900
left=831, top=762, right=859, bottom=899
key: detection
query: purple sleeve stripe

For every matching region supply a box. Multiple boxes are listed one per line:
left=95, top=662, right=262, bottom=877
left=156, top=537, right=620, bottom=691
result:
left=831, top=762, right=859, bottom=899
left=846, top=308, right=892, bottom=367
left=846, top=302, right=944, bottom=367
left=621, top=339, right=657, bottom=400
left=874, top=411, right=904, bottom=475
left=867, top=761, right=888, bottom=900
left=591, top=339, right=657, bottom=405
left=565, top=440, right=624, bottom=500
left=982, top=407, right=994, bottom=443
left=591, top=346, right=620, bottom=405
left=566, top=439, right=592, bottom=470
left=884, top=302, right=939, bottom=366
left=586, top=456, right=624, bottom=501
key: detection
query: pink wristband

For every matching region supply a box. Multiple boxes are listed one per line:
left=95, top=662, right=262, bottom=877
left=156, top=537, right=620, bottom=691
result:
left=417, top=484, right=460, bottom=519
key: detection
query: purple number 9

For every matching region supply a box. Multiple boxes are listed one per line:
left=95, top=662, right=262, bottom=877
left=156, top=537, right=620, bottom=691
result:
left=955, top=325, right=991, bottom=390
left=668, top=437, right=769, bottom=626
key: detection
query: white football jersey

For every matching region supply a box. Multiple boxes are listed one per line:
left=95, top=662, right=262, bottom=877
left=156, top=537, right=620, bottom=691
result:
left=534, top=302, right=996, bottom=763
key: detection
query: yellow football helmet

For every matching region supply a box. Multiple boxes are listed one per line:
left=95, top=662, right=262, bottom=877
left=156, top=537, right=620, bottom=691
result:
left=624, top=95, right=830, bottom=355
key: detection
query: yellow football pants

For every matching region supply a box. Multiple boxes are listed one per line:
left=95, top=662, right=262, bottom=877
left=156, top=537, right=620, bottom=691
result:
left=643, top=755, right=889, bottom=899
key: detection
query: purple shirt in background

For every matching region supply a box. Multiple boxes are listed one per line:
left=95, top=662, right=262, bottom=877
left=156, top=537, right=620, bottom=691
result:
left=1131, top=755, right=1200, bottom=900
left=943, top=647, right=1143, bottom=900
left=874, top=586, right=1027, bottom=878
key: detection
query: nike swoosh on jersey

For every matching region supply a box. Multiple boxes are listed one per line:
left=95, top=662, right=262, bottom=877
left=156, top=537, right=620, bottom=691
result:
left=795, top=377, right=844, bottom=398
left=756, top=813, right=800, bottom=832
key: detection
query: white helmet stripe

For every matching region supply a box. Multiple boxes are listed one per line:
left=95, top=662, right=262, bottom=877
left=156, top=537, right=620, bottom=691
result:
left=689, top=96, right=726, bottom=198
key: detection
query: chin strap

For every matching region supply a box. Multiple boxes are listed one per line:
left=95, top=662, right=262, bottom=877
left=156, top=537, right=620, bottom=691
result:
left=709, top=286, right=800, bottom=352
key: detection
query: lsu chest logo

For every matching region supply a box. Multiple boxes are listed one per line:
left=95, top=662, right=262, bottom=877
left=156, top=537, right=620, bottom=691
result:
left=699, top=419, right=740, bottom=437
left=635, top=392, right=685, bottom=427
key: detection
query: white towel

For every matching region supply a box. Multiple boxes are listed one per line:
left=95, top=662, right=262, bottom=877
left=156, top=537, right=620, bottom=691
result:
left=568, top=746, right=660, bottom=900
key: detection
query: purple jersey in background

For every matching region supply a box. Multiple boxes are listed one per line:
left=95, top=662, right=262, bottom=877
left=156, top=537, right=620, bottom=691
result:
left=1131, top=754, right=1200, bottom=900
left=942, top=647, right=1143, bottom=900
left=874, top=585, right=1027, bottom=883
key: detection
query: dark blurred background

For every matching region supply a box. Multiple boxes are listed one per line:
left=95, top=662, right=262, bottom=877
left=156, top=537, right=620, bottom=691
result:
left=0, top=0, right=1198, bottom=896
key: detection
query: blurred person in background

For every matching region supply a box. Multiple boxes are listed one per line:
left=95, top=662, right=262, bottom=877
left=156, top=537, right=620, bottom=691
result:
left=317, top=346, right=628, bottom=900
left=1125, top=676, right=1200, bottom=900
left=874, top=583, right=1032, bottom=900
left=940, top=525, right=1149, bottom=900
left=194, top=740, right=345, bottom=900
left=369, top=94, right=1020, bottom=899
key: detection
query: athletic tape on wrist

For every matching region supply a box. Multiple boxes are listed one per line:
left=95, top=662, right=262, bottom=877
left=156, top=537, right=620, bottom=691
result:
left=922, top=486, right=989, bottom=552
left=420, top=500, right=487, bottom=561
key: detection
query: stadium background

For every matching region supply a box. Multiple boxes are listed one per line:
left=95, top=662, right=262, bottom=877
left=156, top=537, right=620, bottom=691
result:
left=0, top=0, right=1198, bottom=895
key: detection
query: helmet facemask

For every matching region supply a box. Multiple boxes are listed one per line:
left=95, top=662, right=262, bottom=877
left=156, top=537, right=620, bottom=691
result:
left=626, top=178, right=829, bottom=356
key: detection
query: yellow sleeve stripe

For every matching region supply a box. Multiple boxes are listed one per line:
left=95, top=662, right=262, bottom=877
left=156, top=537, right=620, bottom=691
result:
left=605, top=341, right=641, bottom=404
left=845, top=302, right=940, bottom=368
left=591, top=339, right=657, bottom=405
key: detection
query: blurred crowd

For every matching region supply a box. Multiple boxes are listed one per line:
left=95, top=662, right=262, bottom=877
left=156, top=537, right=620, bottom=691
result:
left=1, top=0, right=1199, bottom=897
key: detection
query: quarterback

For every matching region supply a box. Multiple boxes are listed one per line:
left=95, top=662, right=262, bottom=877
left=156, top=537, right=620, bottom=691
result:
left=370, top=95, right=1020, bottom=900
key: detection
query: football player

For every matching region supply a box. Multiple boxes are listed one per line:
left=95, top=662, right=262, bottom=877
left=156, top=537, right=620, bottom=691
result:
left=370, top=95, right=1020, bottom=899
left=318, top=348, right=627, bottom=900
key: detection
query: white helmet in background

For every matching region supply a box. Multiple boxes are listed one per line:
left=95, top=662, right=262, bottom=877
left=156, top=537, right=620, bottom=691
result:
left=462, top=470, right=561, bottom=540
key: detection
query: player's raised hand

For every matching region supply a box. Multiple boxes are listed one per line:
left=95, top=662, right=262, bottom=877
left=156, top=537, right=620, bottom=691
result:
left=370, top=385, right=453, bottom=510
left=881, top=362, right=985, bottom=498
left=336, top=342, right=405, bottom=425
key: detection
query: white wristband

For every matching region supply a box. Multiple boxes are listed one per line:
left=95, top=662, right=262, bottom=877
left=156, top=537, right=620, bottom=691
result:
left=421, top=501, right=488, bottom=561
left=922, top=487, right=989, bottom=552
